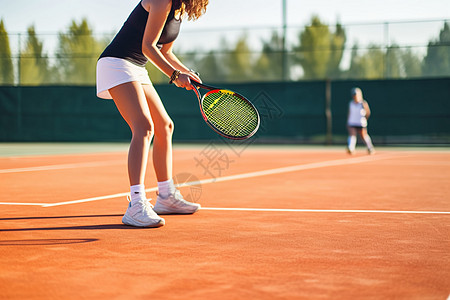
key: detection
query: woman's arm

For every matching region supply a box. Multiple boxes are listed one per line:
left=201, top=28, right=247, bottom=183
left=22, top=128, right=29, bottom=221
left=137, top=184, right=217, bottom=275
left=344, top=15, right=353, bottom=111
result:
left=363, top=100, right=371, bottom=119
left=160, top=42, right=201, bottom=83
left=141, top=0, right=176, bottom=77
left=141, top=0, right=198, bottom=88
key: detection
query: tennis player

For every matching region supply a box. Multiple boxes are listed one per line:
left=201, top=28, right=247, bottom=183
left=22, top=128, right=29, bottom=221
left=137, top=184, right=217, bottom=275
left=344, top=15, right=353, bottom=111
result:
left=96, top=0, right=209, bottom=227
left=346, top=87, right=375, bottom=155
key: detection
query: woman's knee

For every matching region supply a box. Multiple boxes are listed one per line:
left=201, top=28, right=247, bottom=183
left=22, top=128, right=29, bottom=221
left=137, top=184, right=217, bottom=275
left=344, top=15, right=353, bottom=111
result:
left=132, top=119, right=154, bottom=141
left=155, top=119, right=174, bottom=138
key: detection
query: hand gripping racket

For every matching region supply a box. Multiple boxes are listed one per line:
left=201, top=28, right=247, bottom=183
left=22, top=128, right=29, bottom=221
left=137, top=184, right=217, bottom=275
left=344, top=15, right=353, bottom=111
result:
left=190, top=80, right=260, bottom=140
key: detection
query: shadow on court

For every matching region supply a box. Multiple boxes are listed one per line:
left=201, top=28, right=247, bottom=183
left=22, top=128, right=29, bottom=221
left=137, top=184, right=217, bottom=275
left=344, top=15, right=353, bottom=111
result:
left=0, top=238, right=99, bottom=246
left=0, top=214, right=152, bottom=232
left=0, top=214, right=123, bottom=221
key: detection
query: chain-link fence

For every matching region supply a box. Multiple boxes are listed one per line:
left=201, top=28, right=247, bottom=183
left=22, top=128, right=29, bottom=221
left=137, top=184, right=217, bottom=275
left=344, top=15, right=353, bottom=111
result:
left=1, top=19, right=449, bottom=85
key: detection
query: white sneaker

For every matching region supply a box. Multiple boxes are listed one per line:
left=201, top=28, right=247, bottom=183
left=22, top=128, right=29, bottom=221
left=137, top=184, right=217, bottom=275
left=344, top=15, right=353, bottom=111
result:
left=122, top=198, right=165, bottom=227
left=153, top=190, right=201, bottom=215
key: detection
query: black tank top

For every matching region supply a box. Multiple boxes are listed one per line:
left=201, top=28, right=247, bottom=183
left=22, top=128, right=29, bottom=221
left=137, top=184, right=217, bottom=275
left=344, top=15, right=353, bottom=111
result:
left=99, top=0, right=182, bottom=66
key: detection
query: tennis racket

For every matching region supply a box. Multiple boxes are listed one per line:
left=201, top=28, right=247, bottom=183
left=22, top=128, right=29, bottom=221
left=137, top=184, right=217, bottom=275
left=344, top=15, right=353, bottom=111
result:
left=190, top=80, right=260, bottom=140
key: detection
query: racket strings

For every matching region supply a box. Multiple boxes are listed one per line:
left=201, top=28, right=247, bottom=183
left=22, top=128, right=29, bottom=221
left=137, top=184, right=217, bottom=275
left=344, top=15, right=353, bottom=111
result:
left=202, top=91, right=259, bottom=137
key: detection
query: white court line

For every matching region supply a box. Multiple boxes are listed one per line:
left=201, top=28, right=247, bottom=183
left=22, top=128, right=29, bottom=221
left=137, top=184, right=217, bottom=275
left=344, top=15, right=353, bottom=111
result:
left=42, top=154, right=399, bottom=207
left=0, top=160, right=123, bottom=174
left=41, top=187, right=156, bottom=207
left=0, top=202, right=49, bottom=206
left=3, top=153, right=405, bottom=208
left=200, top=207, right=450, bottom=215
left=0, top=201, right=448, bottom=214
left=171, top=153, right=410, bottom=189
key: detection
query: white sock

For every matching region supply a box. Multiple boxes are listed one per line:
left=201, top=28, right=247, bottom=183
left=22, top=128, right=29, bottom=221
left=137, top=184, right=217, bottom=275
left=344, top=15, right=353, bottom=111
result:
left=364, top=135, right=374, bottom=150
left=130, top=184, right=146, bottom=204
left=158, top=179, right=175, bottom=198
left=348, top=135, right=357, bottom=151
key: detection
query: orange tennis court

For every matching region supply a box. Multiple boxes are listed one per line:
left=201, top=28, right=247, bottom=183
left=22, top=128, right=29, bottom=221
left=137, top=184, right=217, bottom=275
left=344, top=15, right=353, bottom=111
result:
left=1, top=144, right=449, bottom=299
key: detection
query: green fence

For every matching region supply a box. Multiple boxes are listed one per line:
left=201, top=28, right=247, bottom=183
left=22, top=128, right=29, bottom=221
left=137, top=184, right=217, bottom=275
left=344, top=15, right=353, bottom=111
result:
left=1, top=78, right=449, bottom=144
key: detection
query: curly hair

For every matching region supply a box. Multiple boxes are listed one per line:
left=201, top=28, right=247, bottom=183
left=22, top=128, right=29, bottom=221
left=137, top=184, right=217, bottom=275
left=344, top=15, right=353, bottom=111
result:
left=179, top=0, right=209, bottom=21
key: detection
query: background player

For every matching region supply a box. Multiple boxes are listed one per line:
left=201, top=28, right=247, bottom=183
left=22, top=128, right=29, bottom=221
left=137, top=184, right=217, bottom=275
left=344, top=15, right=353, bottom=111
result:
left=346, top=87, right=375, bottom=155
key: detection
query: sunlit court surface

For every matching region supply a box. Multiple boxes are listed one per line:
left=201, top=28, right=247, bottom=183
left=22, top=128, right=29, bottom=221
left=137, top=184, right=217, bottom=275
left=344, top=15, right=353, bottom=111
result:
left=0, top=143, right=449, bottom=299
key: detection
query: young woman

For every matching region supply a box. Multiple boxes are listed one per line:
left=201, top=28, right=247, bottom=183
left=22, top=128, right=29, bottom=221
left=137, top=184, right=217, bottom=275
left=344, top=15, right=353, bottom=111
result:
left=96, top=0, right=209, bottom=227
left=346, top=87, right=375, bottom=155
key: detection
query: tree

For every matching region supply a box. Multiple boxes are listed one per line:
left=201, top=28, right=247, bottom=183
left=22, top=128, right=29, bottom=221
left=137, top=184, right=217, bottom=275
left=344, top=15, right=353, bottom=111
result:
left=195, top=51, right=227, bottom=82
left=293, top=16, right=346, bottom=79
left=56, top=18, right=104, bottom=84
left=400, top=48, right=422, bottom=78
left=253, top=31, right=284, bottom=81
left=422, top=22, right=450, bottom=77
left=385, top=45, right=422, bottom=78
left=19, top=26, right=51, bottom=85
left=346, top=44, right=364, bottom=78
left=327, top=23, right=346, bottom=79
left=347, top=44, right=384, bottom=79
left=346, top=42, right=422, bottom=79
left=225, top=34, right=253, bottom=82
left=0, top=19, right=14, bottom=84
left=293, top=16, right=330, bottom=79
left=385, top=45, right=402, bottom=78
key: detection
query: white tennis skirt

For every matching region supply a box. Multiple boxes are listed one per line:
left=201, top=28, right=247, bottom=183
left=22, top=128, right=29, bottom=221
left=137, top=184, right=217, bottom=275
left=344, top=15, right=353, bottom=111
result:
left=96, top=57, right=152, bottom=99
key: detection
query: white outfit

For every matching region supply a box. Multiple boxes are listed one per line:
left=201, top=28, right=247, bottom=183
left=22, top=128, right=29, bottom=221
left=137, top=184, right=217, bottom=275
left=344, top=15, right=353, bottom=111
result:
left=96, top=57, right=152, bottom=99
left=347, top=100, right=368, bottom=127
left=346, top=100, right=374, bottom=153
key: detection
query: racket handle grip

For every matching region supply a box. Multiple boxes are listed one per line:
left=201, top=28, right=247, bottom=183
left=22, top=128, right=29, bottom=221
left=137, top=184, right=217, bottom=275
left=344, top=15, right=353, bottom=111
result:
left=189, top=79, right=218, bottom=91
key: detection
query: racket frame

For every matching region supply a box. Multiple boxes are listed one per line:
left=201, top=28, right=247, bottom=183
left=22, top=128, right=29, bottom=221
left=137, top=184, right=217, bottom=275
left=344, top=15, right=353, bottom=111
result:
left=190, top=80, right=260, bottom=140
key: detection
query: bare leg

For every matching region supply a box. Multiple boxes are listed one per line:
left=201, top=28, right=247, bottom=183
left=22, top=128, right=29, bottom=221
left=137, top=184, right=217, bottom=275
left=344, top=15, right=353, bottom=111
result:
left=109, top=81, right=154, bottom=186
left=139, top=85, right=201, bottom=215
left=142, top=84, right=174, bottom=182
left=360, top=127, right=375, bottom=154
